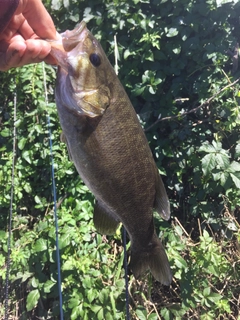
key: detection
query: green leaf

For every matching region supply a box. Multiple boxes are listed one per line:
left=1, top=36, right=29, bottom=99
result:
left=18, top=137, right=27, bottom=150
left=22, top=150, right=32, bottom=164
left=87, top=288, right=97, bottom=303
left=148, top=314, right=158, bottom=320
left=203, top=287, right=211, bottom=297
left=173, top=46, right=181, bottom=54
left=207, top=292, right=222, bottom=303
left=173, top=252, right=187, bottom=269
left=69, top=298, right=80, bottom=309
left=26, top=289, right=40, bottom=311
left=149, top=86, right=156, bottom=94
left=201, top=154, right=216, bottom=175
left=34, top=238, right=47, bottom=252
left=199, top=142, right=216, bottom=153
left=31, top=277, right=39, bottom=288
left=23, top=183, right=32, bottom=193
left=99, top=289, right=108, bottom=304
left=97, top=307, right=104, bottom=320
left=21, top=272, right=33, bottom=282
left=215, top=153, right=229, bottom=169
left=165, top=27, right=179, bottom=37
left=91, top=305, right=102, bottom=313
left=58, top=232, right=71, bottom=249
left=132, top=85, right=145, bottom=96
left=230, top=173, right=240, bottom=188
left=220, top=171, right=229, bottom=186
left=0, top=128, right=10, bottom=137
left=43, top=280, right=56, bottom=293
left=228, top=161, right=240, bottom=172
left=135, top=307, right=147, bottom=320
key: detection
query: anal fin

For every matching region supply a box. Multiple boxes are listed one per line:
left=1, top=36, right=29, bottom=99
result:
left=93, top=200, right=119, bottom=235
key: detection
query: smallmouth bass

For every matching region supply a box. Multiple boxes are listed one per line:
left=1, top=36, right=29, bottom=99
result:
left=49, top=21, right=172, bottom=285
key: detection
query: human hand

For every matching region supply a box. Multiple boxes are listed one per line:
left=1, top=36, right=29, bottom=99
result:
left=0, top=0, right=57, bottom=71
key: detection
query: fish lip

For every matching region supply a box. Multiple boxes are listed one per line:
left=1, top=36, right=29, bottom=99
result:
left=47, top=21, right=88, bottom=67
left=61, top=21, right=87, bottom=44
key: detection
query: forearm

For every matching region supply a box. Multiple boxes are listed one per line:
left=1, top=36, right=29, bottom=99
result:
left=0, top=0, right=20, bottom=33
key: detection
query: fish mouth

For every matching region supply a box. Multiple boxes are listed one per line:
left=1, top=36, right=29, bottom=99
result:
left=61, top=21, right=87, bottom=51
left=47, top=21, right=88, bottom=68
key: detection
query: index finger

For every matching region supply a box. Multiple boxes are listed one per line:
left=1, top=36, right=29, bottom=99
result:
left=16, top=0, right=57, bottom=40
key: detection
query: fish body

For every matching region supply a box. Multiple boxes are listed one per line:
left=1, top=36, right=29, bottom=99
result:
left=49, top=22, right=172, bottom=285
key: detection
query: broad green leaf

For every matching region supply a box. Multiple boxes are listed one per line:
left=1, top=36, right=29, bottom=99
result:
left=14, top=119, right=22, bottom=128
left=91, top=305, right=102, bottom=313
left=199, top=143, right=216, bottom=153
left=62, top=258, right=74, bottom=271
left=31, top=277, right=39, bottom=288
left=43, top=280, right=56, bottom=293
left=175, top=256, right=187, bottom=269
left=132, top=85, right=145, bottom=96
left=228, top=161, right=240, bottom=172
left=23, top=183, right=32, bottom=193
left=201, top=154, right=216, bottom=175
left=21, top=272, right=33, bottom=282
left=0, top=128, right=10, bottom=137
left=230, top=173, right=240, bottom=188
left=87, top=288, right=97, bottom=303
left=69, top=298, right=80, bottom=309
left=203, top=287, right=211, bottom=297
left=220, top=172, right=229, bottom=186
left=99, top=289, right=108, bottom=304
left=215, top=153, right=230, bottom=170
left=149, top=86, right=156, bottom=94
left=18, top=137, right=27, bottom=150
left=135, top=308, right=147, bottom=320
left=34, top=238, right=47, bottom=252
left=58, top=232, right=71, bottom=249
left=26, top=289, right=40, bottom=311
left=22, top=150, right=32, bottom=164
left=97, top=307, right=104, bottom=320
left=212, top=140, right=222, bottom=151
left=207, top=292, right=222, bottom=303
left=148, top=314, right=158, bottom=320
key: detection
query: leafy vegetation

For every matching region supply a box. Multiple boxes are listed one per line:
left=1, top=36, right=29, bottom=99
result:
left=1, top=0, right=240, bottom=319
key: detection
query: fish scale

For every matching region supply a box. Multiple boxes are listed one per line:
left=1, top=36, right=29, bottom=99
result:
left=48, top=21, right=172, bottom=285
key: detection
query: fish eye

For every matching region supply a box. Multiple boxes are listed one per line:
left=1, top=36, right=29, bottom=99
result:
left=89, top=53, right=101, bottom=67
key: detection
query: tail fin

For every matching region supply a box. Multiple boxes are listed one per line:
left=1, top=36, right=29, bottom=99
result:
left=129, top=233, right=172, bottom=285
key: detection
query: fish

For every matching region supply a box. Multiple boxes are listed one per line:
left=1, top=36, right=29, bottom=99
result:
left=48, top=21, right=172, bottom=285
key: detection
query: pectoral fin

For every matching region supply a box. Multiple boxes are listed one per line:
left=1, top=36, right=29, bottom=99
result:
left=93, top=200, right=119, bottom=235
left=154, top=174, right=170, bottom=220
